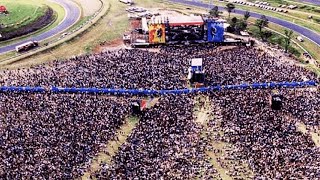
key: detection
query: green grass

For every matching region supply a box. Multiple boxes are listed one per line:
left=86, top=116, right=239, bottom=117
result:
left=0, top=0, right=66, bottom=47
left=0, top=0, right=45, bottom=32
left=248, top=25, right=301, bottom=57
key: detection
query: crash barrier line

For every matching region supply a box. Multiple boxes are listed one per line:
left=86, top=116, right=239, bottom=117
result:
left=0, top=81, right=317, bottom=95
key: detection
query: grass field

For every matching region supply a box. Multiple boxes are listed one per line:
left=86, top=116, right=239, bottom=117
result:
left=0, top=0, right=46, bottom=33
left=0, top=0, right=65, bottom=47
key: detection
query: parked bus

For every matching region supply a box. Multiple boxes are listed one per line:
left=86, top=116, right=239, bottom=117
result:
left=15, top=41, right=39, bottom=52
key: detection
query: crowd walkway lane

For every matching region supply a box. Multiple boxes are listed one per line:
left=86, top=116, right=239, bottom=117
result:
left=193, top=95, right=255, bottom=180
left=296, top=122, right=320, bottom=147
left=80, top=97, right=160, bottom=179
left=193, top=95, right=233, bottom=180
left=80, top=116, right=138, bottom=180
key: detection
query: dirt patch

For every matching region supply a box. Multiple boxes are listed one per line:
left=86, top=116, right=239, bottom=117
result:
left=193, top=96, right=212, bottom=125
left=93, top=38, right=126, bottom=53
left=76, top=0, right=102, bottom=16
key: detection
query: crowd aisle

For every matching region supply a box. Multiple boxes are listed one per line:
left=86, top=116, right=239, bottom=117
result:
left=96, top=95, right=220, bottom=179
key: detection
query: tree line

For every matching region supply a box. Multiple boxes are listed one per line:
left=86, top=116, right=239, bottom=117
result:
left=208, top=3, right=294, bottom=53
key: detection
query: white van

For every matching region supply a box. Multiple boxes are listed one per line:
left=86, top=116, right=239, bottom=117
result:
left=297, top=36, right=304, bottom=42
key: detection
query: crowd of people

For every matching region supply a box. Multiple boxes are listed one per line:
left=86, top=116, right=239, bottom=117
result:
left=96, top=95, right=220, bottom=179
left=0, top=45, right=319, bottom=179
left=208, top=88, right=319, bottom=179
left=0, top=94, right=130, bottom=179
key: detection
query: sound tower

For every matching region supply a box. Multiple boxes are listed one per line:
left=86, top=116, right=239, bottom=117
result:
left=131, top=101, right=142, bottom=115
left=271, top=90, right=283, bottom=110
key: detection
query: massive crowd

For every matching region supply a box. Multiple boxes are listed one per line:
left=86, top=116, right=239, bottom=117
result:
left=0, top=45, right=319, bottom=179
left=208, top=88, right=319, bottom=179
left=97, top=95, right=220, bottom=179
left=0, top=94, right=130, bottom=179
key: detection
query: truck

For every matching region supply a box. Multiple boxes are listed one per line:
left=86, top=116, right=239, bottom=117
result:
left=15, top=41, right=39, bottom=52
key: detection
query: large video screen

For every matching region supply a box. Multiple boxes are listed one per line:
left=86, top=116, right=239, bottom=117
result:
left=148, top=24, right=166, bottom=44
left=207, top=21, right=224, bottom=43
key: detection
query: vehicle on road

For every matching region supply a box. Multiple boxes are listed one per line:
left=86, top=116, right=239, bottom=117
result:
left=297, top=36, right=304, bottom=42
left=15, top=41, right=39, bottom=52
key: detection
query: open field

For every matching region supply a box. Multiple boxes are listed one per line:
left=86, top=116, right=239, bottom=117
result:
left=0, top=0, right=46, bottom=32
left=0, top=0, right=65, bottom=47
left=75, top=0, right=102, bottom=16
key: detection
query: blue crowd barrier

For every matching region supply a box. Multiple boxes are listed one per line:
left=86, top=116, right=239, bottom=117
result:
left=0, top=81, right=317, bottom=95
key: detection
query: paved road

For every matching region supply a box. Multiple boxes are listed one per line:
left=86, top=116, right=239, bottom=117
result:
left=298, top=0, right=320, bottom=5
left=169, top=0, right=320, bottom=46
left=0, top=0, right=80, bottom=54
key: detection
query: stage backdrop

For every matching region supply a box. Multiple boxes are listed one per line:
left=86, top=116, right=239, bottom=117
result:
left=148, top=23, right=166, bottom=44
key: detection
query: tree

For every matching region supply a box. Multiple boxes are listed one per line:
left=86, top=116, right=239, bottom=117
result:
left=225, top=3, right=235, bottom=19
left=255, top=15, right=269, bottom=39
left=230, top=17, right=238, bottom=25
left=284, top=29, right=293, bottom=53
left=235, top=20, right=248, bottom=34
left=244, top=11, right=250, bottom=21
left=262, top=30, right=273, bottom=41
left=227, top=17, right=247, bottom=34
left=228, top=17, right=238, bottom=32
left=209, top=6, right=220, bottom=17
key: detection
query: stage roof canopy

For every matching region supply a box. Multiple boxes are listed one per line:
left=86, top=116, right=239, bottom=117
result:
left=150, top=15, right=204, bottom=26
